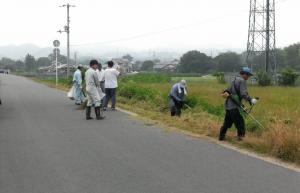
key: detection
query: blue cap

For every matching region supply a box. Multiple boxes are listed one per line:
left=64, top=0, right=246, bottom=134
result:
left=240, top=67, right=253, bottom=76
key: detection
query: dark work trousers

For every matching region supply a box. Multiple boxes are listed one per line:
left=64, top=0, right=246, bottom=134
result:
left=100, top=81, right=105, bottom=106
left=220, top=108, right=245, bottom=138
left=170, top=98, right=183, bottom=117
left=103, top=88, right=117, bottom=108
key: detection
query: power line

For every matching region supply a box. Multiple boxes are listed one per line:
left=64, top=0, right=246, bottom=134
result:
left=71, top=0, right=289, bottom=47
left=71, top=9, right=249, bottom=47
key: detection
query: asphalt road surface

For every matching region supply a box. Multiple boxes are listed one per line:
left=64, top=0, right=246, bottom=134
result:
left=0, top=74, right=299, bottom=193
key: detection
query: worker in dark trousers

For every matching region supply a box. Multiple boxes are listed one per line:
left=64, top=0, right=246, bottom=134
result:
left=219, top=67, right=257, bottom=141
left=169, top=80, right=187, bottom=117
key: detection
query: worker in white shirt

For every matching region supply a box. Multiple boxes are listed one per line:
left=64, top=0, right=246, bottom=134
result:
left=96, top=63, right=105, bottom=93
left=103, top=61, right=120, bottom=111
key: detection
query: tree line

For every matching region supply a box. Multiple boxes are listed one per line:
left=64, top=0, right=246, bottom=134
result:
left=0, top=54, right=72, bottom=72
left=1, top=42, right=299, bottom=75
left=178, top=43, right=300, bottom=74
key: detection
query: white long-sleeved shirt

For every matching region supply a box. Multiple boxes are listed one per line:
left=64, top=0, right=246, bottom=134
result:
left=104, top=68, right=120, bottom=89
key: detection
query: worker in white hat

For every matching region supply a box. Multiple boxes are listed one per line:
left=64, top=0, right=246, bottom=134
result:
left=169, top=80, right=188, bottom=117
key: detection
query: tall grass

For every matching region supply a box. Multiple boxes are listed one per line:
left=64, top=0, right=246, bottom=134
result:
left=118, top=73, right=300, bottom=165
left=121, top=73, right=171, bottom=83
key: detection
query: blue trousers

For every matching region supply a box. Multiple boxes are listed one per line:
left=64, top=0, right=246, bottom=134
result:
left=74, top=84, right=85, bottom=104
left=103, top=88, right=117, bottom=108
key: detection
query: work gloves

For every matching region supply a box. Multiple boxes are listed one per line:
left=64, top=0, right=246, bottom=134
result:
left=251, top=98, right=258, bottom=105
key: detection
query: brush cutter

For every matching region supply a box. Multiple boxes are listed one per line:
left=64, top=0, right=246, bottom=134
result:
left=222, top=91, right=265, bottom=130
left=239, top=102, right=266, bottom=130
left=231, top=96, right=266, bottom=130
left=184, top=103, right=192, bottom=110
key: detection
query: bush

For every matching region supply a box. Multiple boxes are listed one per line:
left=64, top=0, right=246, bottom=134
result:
left=257, top=71, right=272, bottom=86
left=118, top=82, right=157, bottom=101
left=185, top=96, right=198, bottom=108
left=278, top=68, right=299, bottom=86
left=121, top=73, right=171, bottom=84
left=213, top=72, right=226, bottom=84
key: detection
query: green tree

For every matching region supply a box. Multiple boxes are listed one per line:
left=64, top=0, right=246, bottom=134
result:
left=275, top=48, right=286, bottom=70
left=283, top=43, right=300, bottom=70
left=1, top=57, right=15, bottom=66
left=24, top=54, right=36, bottom=72
left=122, top=54, right=133, bottom=62
left=257, top=71, right=271, bottom=86
left=0, top=57, right=18, bottom=71
left=48, top=54, right=72, bottom=64
left=278, top=68, right=299, bottom=86
left=214, top=52, right=242, bottom=72
left=178, top=50, right=212, bottom=73
left=132, top=61, right=142, bottom=71
left=37, top=57, right=51, bottom=67
left=15, top=60, right=25, bottom=70
left=141, top=60, right=155, bottom=71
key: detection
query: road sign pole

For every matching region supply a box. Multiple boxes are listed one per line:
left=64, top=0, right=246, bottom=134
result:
left=53, top=40, right=60, bottom=87
left=55, top=50, right=58, bottom=87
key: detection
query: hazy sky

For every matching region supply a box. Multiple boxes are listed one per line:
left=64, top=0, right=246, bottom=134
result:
left=0, top=0, right=298, bottom=51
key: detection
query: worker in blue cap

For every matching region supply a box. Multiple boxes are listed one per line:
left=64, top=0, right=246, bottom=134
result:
left=219, top=67, right=258, bottom=141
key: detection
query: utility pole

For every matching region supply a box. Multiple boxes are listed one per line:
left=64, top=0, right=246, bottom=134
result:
left=246, top=0, right=277, bottom=82
left=58, top=3, right=75, bottom=78
left=74, top=52, right=78, bottom=66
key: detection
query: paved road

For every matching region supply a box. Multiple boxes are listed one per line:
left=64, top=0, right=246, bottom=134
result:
left=0, top=75, right=299, bottom=193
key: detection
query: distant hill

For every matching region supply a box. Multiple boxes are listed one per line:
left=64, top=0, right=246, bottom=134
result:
left=0, top=43, right=244, bottom=60
left=0, top=44, right=52, bottom=59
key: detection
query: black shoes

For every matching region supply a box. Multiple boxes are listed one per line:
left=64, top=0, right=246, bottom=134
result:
left=86, top=106, right=105, bottom=120
left=219, top=135, right=225, bottom=141
left=86, top=106, right=93, bottom=120
left=95, top=107, right=105, bottom=120
left=219, top=126, right=226, bottom=141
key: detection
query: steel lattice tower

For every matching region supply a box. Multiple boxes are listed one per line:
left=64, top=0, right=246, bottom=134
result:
left=246, top=0, right=277, bottom=78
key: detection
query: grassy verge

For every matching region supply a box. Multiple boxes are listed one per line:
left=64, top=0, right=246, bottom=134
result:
left=31, top=74, right=300, bottom=165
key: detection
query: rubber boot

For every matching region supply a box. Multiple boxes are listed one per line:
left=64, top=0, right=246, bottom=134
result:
left=95, top=107, right=105, bottom=120
left=86, top=106, right=93, bottom=120
left=219, top=126, right=226, bottom=141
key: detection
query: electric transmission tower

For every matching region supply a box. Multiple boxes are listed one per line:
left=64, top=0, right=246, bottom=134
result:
left=246, top=0, right=277, bottom=80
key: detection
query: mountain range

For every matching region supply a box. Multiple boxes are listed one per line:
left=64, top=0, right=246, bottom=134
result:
left=0, top=44, right=244, bottom=61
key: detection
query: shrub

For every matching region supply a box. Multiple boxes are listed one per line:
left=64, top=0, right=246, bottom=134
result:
left=278, top=68, right=299, bottom=86
left=185, top=96, right=198, bottom=108
left=118, top=82, right=157, bottom=101
left=257, top=71, right=272, bottom=86
left=213, top=72, right=226, bottom=84
left=195, top=97, right=224, bottom=117
left=121, top=73, right=171, bottom=84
